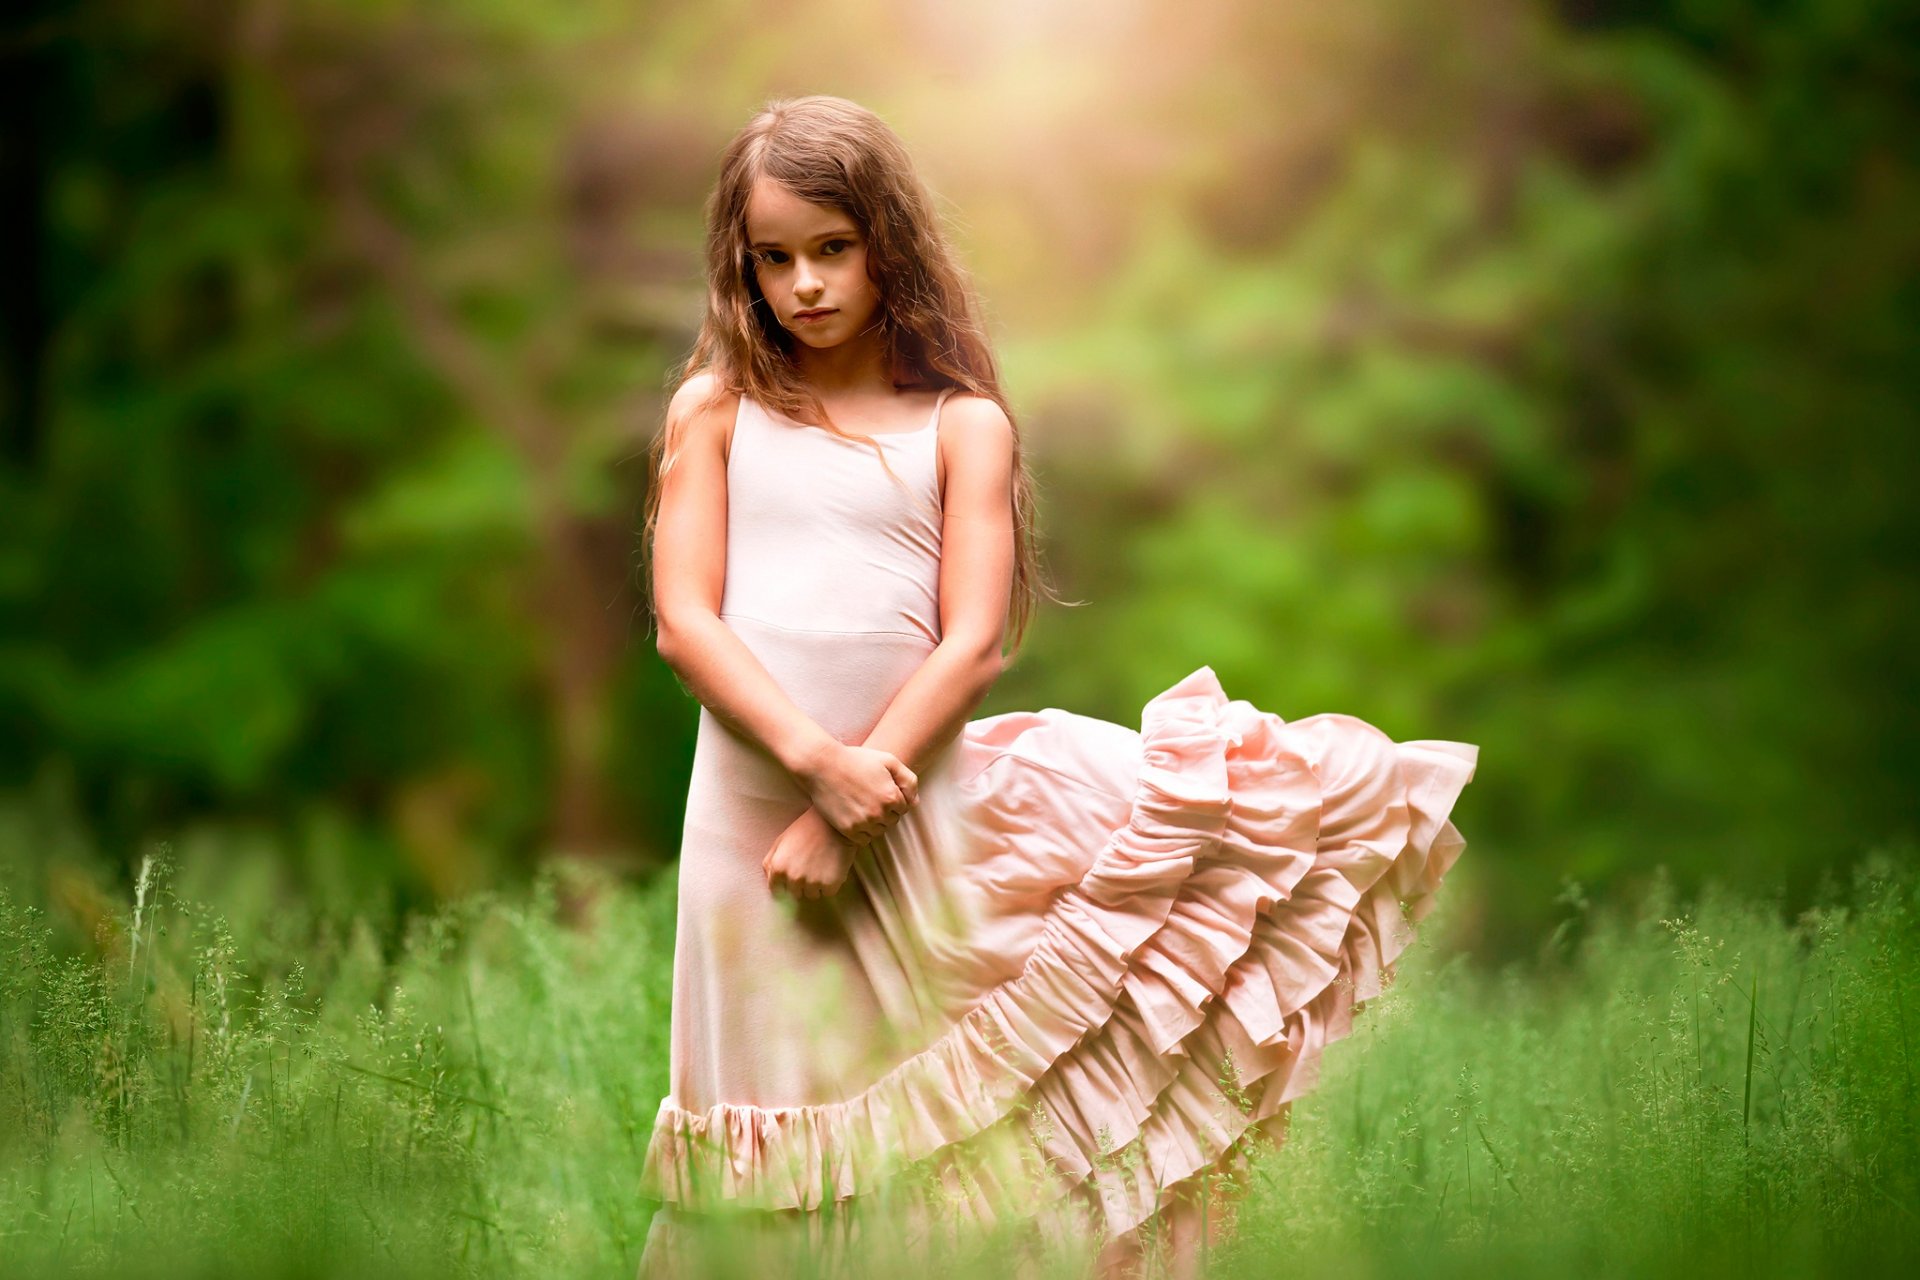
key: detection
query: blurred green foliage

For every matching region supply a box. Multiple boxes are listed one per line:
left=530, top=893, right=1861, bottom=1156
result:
left=0, top=0, right=1914, bottom=951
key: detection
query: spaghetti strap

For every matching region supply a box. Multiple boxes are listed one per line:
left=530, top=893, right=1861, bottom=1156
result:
left=723, top=390, right=762, bottom=477
left=929, top=385, right=957, bottom=432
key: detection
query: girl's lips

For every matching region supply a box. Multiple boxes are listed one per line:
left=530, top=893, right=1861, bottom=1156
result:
left=795, top=309, right=836, bottom=323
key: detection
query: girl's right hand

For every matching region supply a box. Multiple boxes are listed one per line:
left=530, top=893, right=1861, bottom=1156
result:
left=798, top=743, right=919, bottom=845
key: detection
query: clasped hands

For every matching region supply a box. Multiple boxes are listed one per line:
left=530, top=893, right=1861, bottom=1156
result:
left=762, top=741, right=919, bottom=901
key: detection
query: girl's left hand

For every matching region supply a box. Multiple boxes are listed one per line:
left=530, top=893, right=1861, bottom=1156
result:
left=763, top=807, right=856, bottom=900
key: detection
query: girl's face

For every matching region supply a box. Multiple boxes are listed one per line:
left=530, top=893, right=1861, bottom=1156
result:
left=744, top=177, right=881, bottom=351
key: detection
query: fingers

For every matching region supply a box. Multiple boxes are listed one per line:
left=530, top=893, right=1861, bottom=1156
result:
left=885, top=759, right=919, bottom=807
left=762, top=853, right=831, bottom=900
left=851, top=800, right=905, bottom=846
left=860, top=759, right=918, bottom=841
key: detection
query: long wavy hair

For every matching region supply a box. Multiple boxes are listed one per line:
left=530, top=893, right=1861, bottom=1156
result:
left=639, top=94, right=1064, bottom=658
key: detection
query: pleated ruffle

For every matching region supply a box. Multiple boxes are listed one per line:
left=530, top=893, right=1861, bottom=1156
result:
left=637, top=665, right=1476, bottom=1241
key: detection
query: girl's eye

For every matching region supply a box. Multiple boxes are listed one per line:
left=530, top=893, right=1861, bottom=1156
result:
left=751, top=240, right=851, bottom=268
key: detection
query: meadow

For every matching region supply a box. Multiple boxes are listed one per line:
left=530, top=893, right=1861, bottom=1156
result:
left=5, top=807, right=1916, bottom=1278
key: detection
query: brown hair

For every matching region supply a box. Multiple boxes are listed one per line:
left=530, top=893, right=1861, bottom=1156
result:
left=639, top=94, right=1064, bottom=658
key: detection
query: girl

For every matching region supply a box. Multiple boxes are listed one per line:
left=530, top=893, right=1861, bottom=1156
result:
left=637, top=95, right=1477, bottom=1279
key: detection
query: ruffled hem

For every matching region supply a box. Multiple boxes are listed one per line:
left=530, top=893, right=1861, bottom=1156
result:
left=637, top=665, right=1476, bottom=1242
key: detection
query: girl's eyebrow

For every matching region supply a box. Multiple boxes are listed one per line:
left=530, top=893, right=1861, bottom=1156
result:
left=748, top=227, right=859, bottom=249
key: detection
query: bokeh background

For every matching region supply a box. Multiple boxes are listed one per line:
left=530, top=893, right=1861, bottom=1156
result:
left=5, top=0, right=1914, bottom=950
left=3, top=1, right=1919, bottom=1275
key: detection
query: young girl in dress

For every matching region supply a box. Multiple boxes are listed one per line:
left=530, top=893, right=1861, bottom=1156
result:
left=636, top=95, right=1478, bottom=1279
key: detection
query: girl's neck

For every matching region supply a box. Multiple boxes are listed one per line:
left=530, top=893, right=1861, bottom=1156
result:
left=791, top=325, right=895, bottom=397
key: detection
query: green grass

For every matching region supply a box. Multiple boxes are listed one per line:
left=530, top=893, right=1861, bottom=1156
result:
left=2, top=829, right=1917, bottom=1278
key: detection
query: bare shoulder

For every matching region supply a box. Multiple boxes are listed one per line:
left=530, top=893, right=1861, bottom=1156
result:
left=937, top=391, right=1015, bottom=503
left=665, top=369, right=739, bottom=456
left=937, top=391, right=1015, bottom=459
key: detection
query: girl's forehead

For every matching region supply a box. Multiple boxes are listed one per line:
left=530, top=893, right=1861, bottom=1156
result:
left=745, top=177, right=856, bottom=242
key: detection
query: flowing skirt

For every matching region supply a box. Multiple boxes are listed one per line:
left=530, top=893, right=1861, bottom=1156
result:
left=637, top=617, right=1477, bottom=1274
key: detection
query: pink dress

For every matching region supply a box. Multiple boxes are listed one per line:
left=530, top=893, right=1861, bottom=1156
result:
left=637, top=387, right=1478, bottom=1270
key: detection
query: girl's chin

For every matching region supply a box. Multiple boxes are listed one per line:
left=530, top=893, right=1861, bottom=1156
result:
left=788, top=317, right=880, bottom=354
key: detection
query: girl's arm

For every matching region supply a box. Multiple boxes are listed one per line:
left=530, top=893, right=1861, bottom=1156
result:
left=847, top=393, right=1018, bottom=773
left=652, top=373, right=916, bottom=842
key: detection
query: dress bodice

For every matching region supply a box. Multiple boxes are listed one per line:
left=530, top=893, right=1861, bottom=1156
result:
left=719, top=389, right=954, bottom=643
